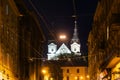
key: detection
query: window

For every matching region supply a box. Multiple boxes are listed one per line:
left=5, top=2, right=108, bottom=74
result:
left=51, top=49, right=54, bottom=51
left=6, top=4, right=9, bottom=15
left=67, top=76, right=69, bottom=80
left=107, top=26, right=109, bottom=40
left=7, top=53, right=10, bottom=68
left=74, top=48, right=76, bottom=51
left=60, top=48, right=67, bottom=53
left=77, top=69, right=79, bottom=73
left=67, top=69, right=69, bottom=73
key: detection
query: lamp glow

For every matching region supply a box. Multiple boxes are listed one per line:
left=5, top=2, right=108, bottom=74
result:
left=59, top=35, right=66, bottom=40
left=42, top=69, right=47, bottom=74
left=86, top=75, right=90, bottom=78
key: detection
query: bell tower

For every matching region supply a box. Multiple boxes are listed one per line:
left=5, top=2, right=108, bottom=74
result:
left=70, top=20, right=81, bottom=55
left=70, top=0, right=81, bottom=55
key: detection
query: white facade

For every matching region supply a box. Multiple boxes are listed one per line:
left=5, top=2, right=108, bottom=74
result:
left=56, top=43, right=71, bottom=54
left=47, top=20, right=81, bottom=60
left=47, top=43, right=73, bottom=60
left=48, top=43, right=57, bottom=54
left=71, top=42, right=81, bottom=55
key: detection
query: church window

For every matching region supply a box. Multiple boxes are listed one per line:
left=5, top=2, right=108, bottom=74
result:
left=60, top=48, right=67, bottom=53
left=74, top=48, right=76, bottom=51
left=51, top=49, right=54, bottom=51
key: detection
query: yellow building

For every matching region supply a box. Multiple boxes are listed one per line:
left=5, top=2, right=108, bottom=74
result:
left=110, top=62, right=120, bottom=80
left=61, top=66, right=89, bottom=80
left=42, top=60, right=89, bottom=80
left=88, top=0, right=120, bottom=80
left=0, top=0, right=45, bottom=80
left=0, top=0, right=21, bottom=79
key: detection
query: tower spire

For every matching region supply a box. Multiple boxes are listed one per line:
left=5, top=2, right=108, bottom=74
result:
left=71, top=0, right=79, bottom=43
left=71, top=19, right=79, bottom=43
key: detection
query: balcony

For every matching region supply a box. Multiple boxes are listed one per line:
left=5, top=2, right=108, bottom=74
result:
left=107, top=57, right=120, bottom=68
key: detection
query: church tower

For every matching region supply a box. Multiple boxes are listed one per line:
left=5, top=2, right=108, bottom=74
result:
left=47, top=43, right=57, bottom=60
left=70, top=19, right=81, bottom=55
left=71, top=20, right=79, bottom=43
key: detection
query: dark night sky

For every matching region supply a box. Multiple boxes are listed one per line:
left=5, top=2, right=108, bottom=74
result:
left=24, top=0, right=98, bottom=54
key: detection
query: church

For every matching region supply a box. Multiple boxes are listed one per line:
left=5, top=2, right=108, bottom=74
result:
left=45, top=20, right=89, bottom=80
left=47, top=20, right=81, bottom=60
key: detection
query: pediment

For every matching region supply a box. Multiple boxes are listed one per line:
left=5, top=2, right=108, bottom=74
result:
left=56, top=43, right=71, bottom=54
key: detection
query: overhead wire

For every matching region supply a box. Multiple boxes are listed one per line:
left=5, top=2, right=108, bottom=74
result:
left=28, top=0, right=57, bottom=41
left=21, top=0, right=98, bottom=62
left=27, top=0, right=59, bottom=64
left=4, top=26, right=101, bottom=62
left=29, top=52, right=103, bottom=62
left=73, top=0, right=77, bottom=17
left=0, top=0, right=101, bottom=70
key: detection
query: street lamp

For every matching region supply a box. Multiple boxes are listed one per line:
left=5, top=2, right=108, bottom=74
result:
left=41, top=67, right=50, bottom=80
left=86, top=75, right=90, bottom=80
left=80, top=76, right=83, bottom=80
left=42, top=69, right=47, bottom=74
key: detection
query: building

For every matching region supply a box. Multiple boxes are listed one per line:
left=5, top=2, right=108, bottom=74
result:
left=47, top=20, right=81, bottom=60
left=0, top=0, right=22, bottom=79
left=61, top=66, right=89, bottom=80
left=0, top=0, right=45, bottom=80
left=88, top=0, right=120, bottom=80
left=45, top=19, right=88, bottom=80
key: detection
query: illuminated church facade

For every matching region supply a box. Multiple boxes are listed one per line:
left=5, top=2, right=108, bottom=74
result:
left=47, top=21, right=81, bottom=60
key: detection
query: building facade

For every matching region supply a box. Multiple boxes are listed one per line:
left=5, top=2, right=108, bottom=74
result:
left=0, top=0, right=21, bottom=79
left=45, top=19, right=88, bottom=80
left=61, top=67, right=89, bottom=80
left=88, top=0, right=120, bottom=80
left=0, top=0, right=45, bottom=80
